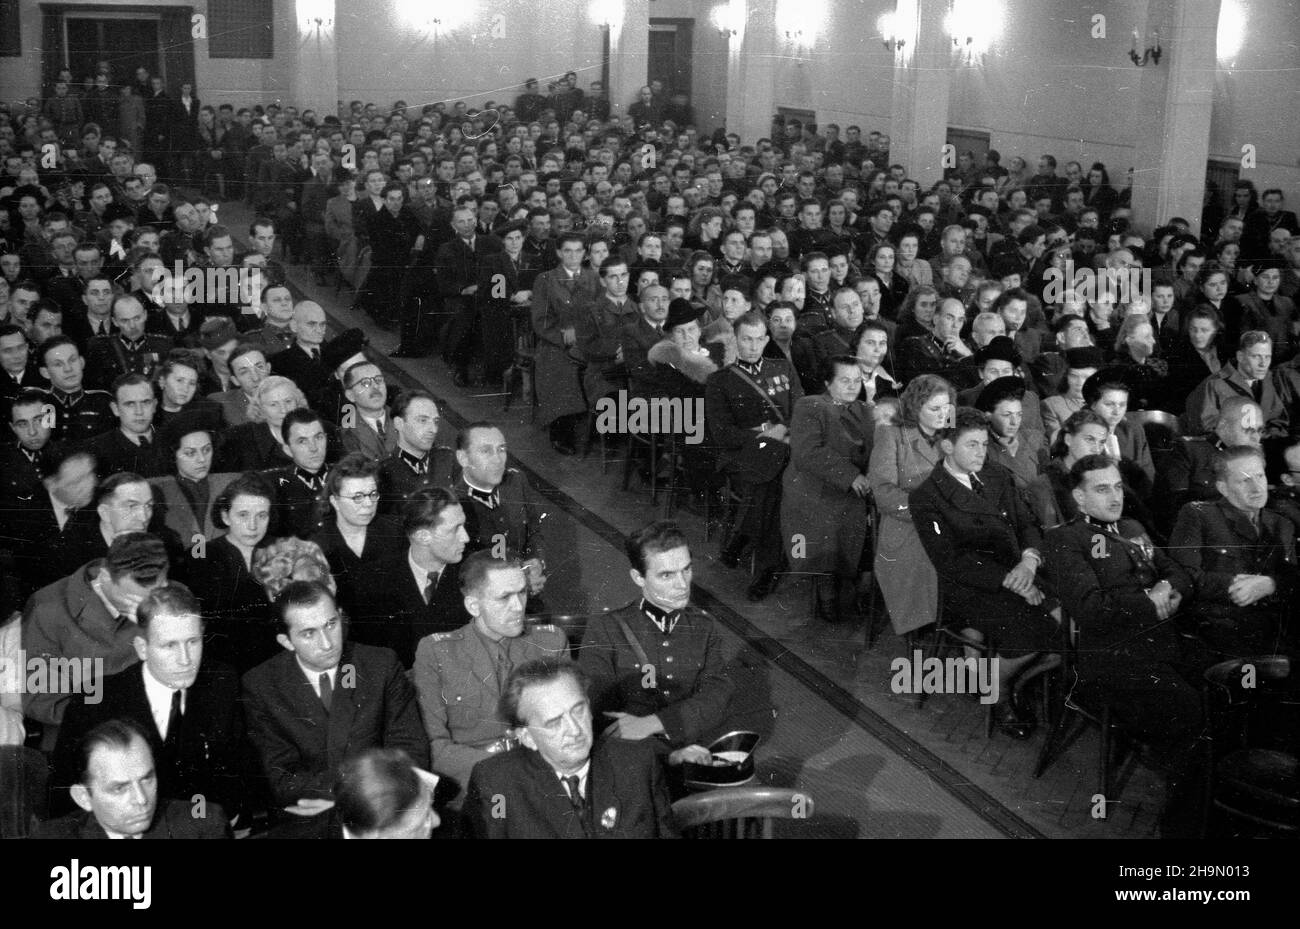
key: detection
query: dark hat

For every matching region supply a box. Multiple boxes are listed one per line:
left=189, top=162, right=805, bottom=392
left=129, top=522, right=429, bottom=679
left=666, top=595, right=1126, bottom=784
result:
left=1252, top=255, right=1286, bottom=274
left=158, top=405, right=224, bottom=454
left=104, top=531, right=168, bottom=582
left=102, top=202, right=137, bottom=224
left=1081, top=365, right=1135, bottom=405
left=1064, top=346, right=1106, bottom=370
left=682, top=731, right=760, bottom=790
left=975, top=375, right=1027, bottom=413
left=664, top=297, right=702, bottom=332
left=973, top=335, right=1021, bottom=369
left=198, top=317, right=238, bottom=350
left=321, top=327, right=369, bottom=375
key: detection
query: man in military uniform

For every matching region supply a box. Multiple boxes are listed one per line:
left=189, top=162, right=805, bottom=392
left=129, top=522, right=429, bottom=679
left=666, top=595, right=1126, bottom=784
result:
left=1046, top=454, right=1206, bottom=838
left=1, top=388, right=55, bottom=507
left=39, top=336, right=116, bottom=444
left=83, top=295, right=173, bottom=392
left=1159, top=397, right=1262, bottom=532
left=454, top=422, right=548, bottom=608
left=413, top=551, right=567, bottom=809
left=578, top=521, right=735, bottom=773
left=704, top=313, right=801, bottom=600
left=377, top=390, right=455, bottom=517
left=263, top=409, right=331, bottom=539
left=1168, top=444, right=1296, bottom=660
left=83, top=373, right=168, bottom=478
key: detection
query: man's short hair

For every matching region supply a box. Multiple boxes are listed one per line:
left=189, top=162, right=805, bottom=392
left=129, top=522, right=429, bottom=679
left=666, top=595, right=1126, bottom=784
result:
left=391, top=388, right=437, bottom=420
left=38, top=335, right=80, bottom=367
left=111, top=372, right=151, bottom=400
left=333, top=747, right=424, bottom=835
left=1213, top=444, right=1266, bottom=483
left=499, top=658, right=588, bottom=729
left=459, top=549, right=525, bottom=597
left=136, top=582, right=202, bottom=633
left=624, top=520, right=689, bottom=575
left=1068, top=453, right=1121, bottom=490
left=93, top=470, right=148, bottom=509
left=1238, top=330, right=1272, bottom=353
left=73, top=718, right=151, bottom=786
left=280, top=407, right=323, bottom=444
left=455, top=420, right=499, bottom=451
left=403, top=486, right=460, bottom=537
left=274, top=579, right=336, bottom=634
left=939, top=406, right=989, bottom=443
left=103, top=531, right=168, bottom=584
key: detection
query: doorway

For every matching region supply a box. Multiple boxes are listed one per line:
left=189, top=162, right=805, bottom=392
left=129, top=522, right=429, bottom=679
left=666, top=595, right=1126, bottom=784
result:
left=65, top=16, right=162, bottom=85
left=648, top=19, right=693, bottom=97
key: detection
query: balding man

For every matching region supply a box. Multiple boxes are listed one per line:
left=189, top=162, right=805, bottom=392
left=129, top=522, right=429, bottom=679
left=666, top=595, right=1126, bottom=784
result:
left=271, top=300, right=330, bottom=412
left=1159, top=396, right=1263, bottom=531
left=84, top=294, right=173, bottom=391
left=896, top=298, right=977, bottom=387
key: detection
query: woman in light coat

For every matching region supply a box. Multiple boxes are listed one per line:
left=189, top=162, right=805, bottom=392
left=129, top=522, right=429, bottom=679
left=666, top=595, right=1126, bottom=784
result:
left=867, top=374, right=954, bottom=636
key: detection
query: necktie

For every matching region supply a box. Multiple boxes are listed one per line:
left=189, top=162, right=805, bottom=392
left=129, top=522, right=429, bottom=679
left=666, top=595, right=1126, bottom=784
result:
left=375, top=418, right=386, bottom=438
left=424, top=570, right=439, bottom=605
left=138, top=433, right=151, bottom=449
left=494, top=644, right=510, bottom=690
left=1251, top=379, right=1263, bottom=402
left=163, top=689, right=183, bottom=748
left=564, top=276, right=576, bottom=294
left=970, top=474, right=984, bottom=496
left=311, top=348, right=321, bottom=363
left=562, top=774, right=589, bottom=823
left=319, top=672, right=333, bottom=713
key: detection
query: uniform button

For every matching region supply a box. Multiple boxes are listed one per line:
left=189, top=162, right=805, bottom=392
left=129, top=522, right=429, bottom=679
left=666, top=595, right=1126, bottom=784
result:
left=662, top=642, right=670, bottom=647
left=666, top=675, right=673, bottom=680
left=665, top=656, right=673, bottom=663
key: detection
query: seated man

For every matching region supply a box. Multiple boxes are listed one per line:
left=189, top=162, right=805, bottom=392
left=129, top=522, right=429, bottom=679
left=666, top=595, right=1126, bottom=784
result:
left=82, top=372, right=168, bottom=478
left=241, top=580, right=428, bottom=813
left=83, top=294, right=173, bottom=391
left=353, top=487, right=471, bottom=667
left=40, top=336, right=116, bottom=444
left=206, top=343, right=268, bottom=427
left=377, top=389, right=455, bottom=517
left=896, top=297, right=977, bottom=388
left=1046, top=454, right=1206, bottom=838
left=1169, top=444, right=1296, bottom=659
left=579, top=521, right=735, bottom=760
left=33, top=718, right=230, bottom=839
left=7, top=446, right=98, bottom=597
left=910, top=408, right=1061, bottom=739
left=52, top=583, right=244, bottom=820
left=1184, top=330, right=1287, bottom=438
left=454, top=421, right=549, bottom=606
left=413, top=551, right=568, bottom=805
left=975, top=376, right=1045, bottom=491
left=22, top=532, right=171, bottom=749
left=705, top=312, right=801, bottom=599
left=463, top=658, right=678, bottom=838
left=264, top=408, right=331, bottom=539
left=50, top=470, right=156, bottom=582
left=338, top=360, right=397, bottom=461
left=0, top=388, right=56, bottom=509
left=1270, top=437, right=1300, bottom=531
left=1159, top=396, right=1262, bottom=531
left=956, top=336, right=1045, bottom=438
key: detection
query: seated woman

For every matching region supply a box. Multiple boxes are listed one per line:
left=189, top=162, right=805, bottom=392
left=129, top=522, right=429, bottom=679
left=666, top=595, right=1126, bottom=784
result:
left=867, top=374, right=953, bottom=638
left=782, top=355, right=875, bottom=622
left=868, top=243, right=911, bottom=321
left=893, top=284, right=939, bottom=343
left=909, top=407, right=1062, bottom=739
left=1040, top=345, right=1104, bottom=442
left=188, top=471, right=280, bottom=672
left=1111, top=314, right=1170, bottom=411
left=1026, top=408, right=1158, bottom=536
left=217, top=376, right=320, bottom=472
left=252, top=536, right=336, bottom=601
left=1165, top=305, right=1228, bottom=414
left=152, top=350, right=223, bottom=433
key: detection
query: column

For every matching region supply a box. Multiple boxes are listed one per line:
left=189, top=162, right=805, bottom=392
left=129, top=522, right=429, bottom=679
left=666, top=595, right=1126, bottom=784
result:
left=729, top=0, right=776, bottom=143
left=887, top=0, right=953, bottom=187
left=1128, top=0, right=1220, bottom=235
left=291, top=0, right=339, bottom=122
left=610, top=0, right=650, bottom=118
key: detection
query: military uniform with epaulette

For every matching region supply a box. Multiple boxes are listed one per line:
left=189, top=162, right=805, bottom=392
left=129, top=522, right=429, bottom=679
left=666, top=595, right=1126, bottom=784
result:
left=48, top=388, right=115, bottom=444
left=412, top=621, right=569, bottom=804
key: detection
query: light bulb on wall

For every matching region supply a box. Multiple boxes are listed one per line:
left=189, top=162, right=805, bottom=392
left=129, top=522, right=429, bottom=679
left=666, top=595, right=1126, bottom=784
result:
left=878, top=0, right=918, bottom=61
left=589, top=0, right=625, bottom=31
left=712, top=0, right=745, bottom=40
left=945, top=0, right=1002, bottom=60
left=298, top=0, right=333, bottom=34
left=398, top=0, right=478, bottom=33
left=776, top=0, right=825, bottom=44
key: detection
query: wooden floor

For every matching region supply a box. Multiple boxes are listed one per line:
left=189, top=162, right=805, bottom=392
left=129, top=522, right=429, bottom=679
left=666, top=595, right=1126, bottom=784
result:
left=233, top=204, right=1166, bottom=838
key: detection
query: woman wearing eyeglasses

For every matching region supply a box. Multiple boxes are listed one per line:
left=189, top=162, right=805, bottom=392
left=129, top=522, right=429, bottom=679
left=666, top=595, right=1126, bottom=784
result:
left=309, top=452, right=405, bottom=621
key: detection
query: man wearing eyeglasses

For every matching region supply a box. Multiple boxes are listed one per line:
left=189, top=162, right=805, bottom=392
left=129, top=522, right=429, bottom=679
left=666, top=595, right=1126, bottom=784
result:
left=339, top=360, right=397, bottom=461
left=242, top=580, right=428, bottom=814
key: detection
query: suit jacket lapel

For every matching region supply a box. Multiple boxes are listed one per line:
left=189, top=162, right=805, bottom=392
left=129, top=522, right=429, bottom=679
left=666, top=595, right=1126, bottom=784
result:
left=126, top=664, right=165, bottom=742
left=327, top=648, right=359, bottom=763
left=523, top=749, right=587, bottom=838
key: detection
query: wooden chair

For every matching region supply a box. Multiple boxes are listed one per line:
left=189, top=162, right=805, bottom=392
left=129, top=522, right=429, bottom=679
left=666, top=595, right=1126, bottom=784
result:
left=672, top=786, right=815, bottom=839
left=502, top=309, right=540, bottom=422
left=1202, top=655, right=1299, bottom=836
left=1125, top=409, right=1181, bottom=455
left=526, top=613, right=592, bottom=658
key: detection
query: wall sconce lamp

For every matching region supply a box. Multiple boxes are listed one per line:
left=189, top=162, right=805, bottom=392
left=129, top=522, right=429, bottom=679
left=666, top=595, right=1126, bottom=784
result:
left=711, top=1, right=743, bottom=38
left=1129, top=29, right=1162, bottom=66
left=303, top=15, right=332, bottom=31
left=878, top=5, right=916, bottom=57
left=298, top=0, right=333, bottom=34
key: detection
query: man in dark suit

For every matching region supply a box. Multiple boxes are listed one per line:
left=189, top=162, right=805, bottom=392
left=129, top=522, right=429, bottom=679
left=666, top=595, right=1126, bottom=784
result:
left=270, top=300, right=331, bottom=414
left=32, top=718, right=230, bottom=839
left=0, top=325, right=47, bottom=409
left=1046, top=454, right=1206, bottom=838
left=705, top=313, right=801, bottom=599
left=454, top=422, right=548, bottom=605
left=0, top=388, right=55, bottom=508
left=241, top=580, right=428, bottom=812
left=1168, top=444, right=1296, bottom=659
left=1084, top=369, right=1156, bottom=497
left=84, top=295, right=173, bottom=392
left=377, top=389, right=455, bottom=515
left=1158, top=396, right=1262, bottom=531
left=82, top=373, right=168, bottom=478
left=464, top=658, right=678, bottom=838
left=52, top=584, right=245, bottom=820
left=353, top=487, right=470, bottom=668
left=909, top=407, right=1062, bottom=739
left=579, top=522, right=734, bottom=760
left=338, top=360, right=398, bottom=461
left=619, top=284, right=670, bottom=384
left=431, top=206, right=503, bottom=375
left=50, top=470, right=161, bottom=583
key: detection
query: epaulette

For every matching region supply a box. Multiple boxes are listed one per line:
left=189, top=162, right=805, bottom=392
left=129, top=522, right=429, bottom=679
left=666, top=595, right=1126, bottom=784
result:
left=429, top=630, right=462, bottom=642
left=531, top=624, right=558, bottom=633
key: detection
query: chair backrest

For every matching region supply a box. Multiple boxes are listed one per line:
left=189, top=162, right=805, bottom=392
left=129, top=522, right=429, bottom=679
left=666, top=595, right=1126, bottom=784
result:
left=527, top=613, right=591, bottom=656
left=0, top=746, right=50, bottom=839
left=671, top=786, right=814, bottom=839
left=1203, top=655, right=1294, bottom=751
left=1126, top=409, right=1181, bottom=451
